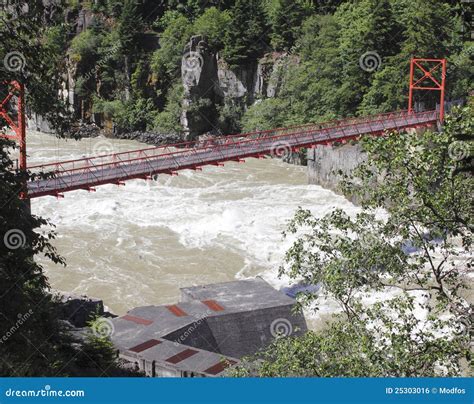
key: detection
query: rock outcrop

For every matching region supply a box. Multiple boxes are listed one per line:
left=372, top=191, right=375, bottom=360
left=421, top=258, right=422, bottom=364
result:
left=115, top=131, right=182, bottom=145
left=307, top=143, right=367, bottom=196
left=181, top=37, right=298, bottom=139
left=180, top=36, right=221, bottom=139
left=56, top=292, right=107, bottom=328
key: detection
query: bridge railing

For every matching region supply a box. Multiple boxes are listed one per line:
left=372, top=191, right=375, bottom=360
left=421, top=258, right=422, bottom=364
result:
left=26, top=110, right=416, bottom=175
left=26, top=110, right=438, bottom=198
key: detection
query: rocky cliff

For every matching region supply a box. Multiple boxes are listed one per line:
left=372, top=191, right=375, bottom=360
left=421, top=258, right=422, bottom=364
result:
left=181, top=35, right=298, bottom=139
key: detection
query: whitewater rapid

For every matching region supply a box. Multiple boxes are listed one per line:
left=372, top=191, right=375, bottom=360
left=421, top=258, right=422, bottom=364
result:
left=20, top=132, right=358, bottom=322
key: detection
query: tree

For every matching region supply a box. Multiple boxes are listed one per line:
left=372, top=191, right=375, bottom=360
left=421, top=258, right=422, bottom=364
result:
left=0, top=1, right=72, bottom=134
left=222, top=0, right=268, bottom=67
left=234, top=296, right=468, bottom=377
left=241, top=98, right=291, bottom=131
left=0, top=1, right=126, bottom=376
left=117, top=0, right=144, bottom=100
left=117, top=0, right=143, bottom=54
left=0, top=139, right=125, bottom=376
left=151, top=11, right=193, bottom=80
left=153, top=83, right=185, bottom=134
left=359, top=0, right=456, bottom=114
left=278, top=14, right=343, bottom=123
left=193, top=7, right=231, bottom=51
left=234, top=105, right=473, bottom=377
left=267, top=0, right=307, bottom=51
left=333, top=0, right=400, bottom=117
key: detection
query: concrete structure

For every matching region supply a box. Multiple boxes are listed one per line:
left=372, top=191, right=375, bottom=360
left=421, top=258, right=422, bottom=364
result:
left=110, top=278, right=307, bottom=377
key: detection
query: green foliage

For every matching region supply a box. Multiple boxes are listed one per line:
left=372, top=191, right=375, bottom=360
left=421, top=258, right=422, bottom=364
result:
left=0, top=2, right=72, bottom=134
left=248, top=0, right=472, bottom=129
left=267, top=0, right=307, bottom=51
left=94, top=97, right=157, bottom=132
left=153, top=84, right=184, bottom=134
left=234, top=296, right=468, bottom=377
left=217, top=101, right=244, bottom=134
left=0, top=140, right=128, bottom=376
left=44, top=24, right=71, bottom=57
left=242, top=98, right=291, bottom=131
left=222, top=0, right=269, bottom=67
left=333, top=0, right=400, bottom=116
left=117, top=0, right=144, bottom=54
left=74, top=317, right=119, bottom=374
left=193, top=7, right=231, bottom=50
left=234, top=105, right=473, bottom=377
left=446, top=42, right=474, bottom=102
left=11, top=0, right=469, bottom=134
left=70, top=29, right=101, bottom=64
left=0, top=138, right=65, bottom=375
left=359, top=0, right=461, bottom=114
left=151, top=11, right=193, bottom=80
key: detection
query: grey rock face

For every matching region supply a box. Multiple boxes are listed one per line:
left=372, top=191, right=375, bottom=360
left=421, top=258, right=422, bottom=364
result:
left=27, top=112, right=54, bottom=134
left=216, top=60, right=256, bottom=101
left=180, top=38, right=298, bottom=139
left=307, top=143, right=367, bottom=196
left=181, top=36, right=221, bottom=139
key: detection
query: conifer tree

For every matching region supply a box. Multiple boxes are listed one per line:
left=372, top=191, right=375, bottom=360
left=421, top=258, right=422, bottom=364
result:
left=222, top=0, right=269, bottom=67
left=269, top=0, right=307, bottom=51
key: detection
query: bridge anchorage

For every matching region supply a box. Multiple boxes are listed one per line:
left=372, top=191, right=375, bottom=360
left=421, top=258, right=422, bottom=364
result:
left=0, top=58, right=446, bottom=200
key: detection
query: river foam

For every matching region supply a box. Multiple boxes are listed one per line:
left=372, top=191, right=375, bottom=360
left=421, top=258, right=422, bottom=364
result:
left=21, top=132, right=359, bottom=319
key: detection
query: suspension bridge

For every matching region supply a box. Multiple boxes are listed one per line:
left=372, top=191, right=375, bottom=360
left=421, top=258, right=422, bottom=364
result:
left=0, top=58, right=447, bottom=199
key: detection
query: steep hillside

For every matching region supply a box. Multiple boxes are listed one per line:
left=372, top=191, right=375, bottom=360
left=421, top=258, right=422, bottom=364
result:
left=3, top=0, right=472, bottom=140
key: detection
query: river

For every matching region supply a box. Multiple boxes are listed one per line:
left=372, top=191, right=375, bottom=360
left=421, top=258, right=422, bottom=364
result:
left=20, top=132, right=358, bottom=325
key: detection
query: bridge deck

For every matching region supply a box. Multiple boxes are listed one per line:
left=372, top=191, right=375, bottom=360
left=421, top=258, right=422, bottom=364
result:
left=26, top=110, right=438, bottom=198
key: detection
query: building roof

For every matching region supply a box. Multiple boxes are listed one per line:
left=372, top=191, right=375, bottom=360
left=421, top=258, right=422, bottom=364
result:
left=180, top=277, right=297, bottom=312
left=111, top=298, right=222, bottom=351
left=110, top=278, right=307, bottom=376
left=123, top=338, right=237, bottom=377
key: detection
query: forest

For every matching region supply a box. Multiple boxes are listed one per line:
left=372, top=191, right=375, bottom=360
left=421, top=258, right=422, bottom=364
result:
left=1, top=0, right=472, bottom=137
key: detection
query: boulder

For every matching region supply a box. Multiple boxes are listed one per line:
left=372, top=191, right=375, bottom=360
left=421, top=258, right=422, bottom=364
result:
left=57, top=293, right=105, bottom=328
